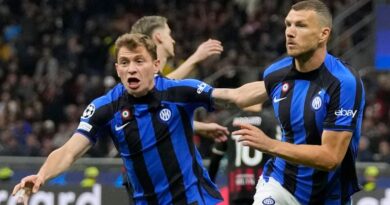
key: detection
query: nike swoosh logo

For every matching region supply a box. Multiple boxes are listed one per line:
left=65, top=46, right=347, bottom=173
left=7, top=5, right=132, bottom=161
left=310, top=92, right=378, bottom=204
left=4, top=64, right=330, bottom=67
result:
left=273, top=97, right=287, bottom=103
left=115, top=122, right=130, bottom=131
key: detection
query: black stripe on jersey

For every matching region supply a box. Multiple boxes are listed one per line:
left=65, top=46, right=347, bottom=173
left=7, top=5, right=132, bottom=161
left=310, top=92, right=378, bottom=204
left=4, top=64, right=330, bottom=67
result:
left=164, top=86, right=212, bottom=104
left=149, top=105, right=188, bottom=205
left=177, top=106, right=223, bottom=201
left=264, top=66, right=292, bottom=95
left=340, top=147, right=359, bottom=203
left=278, top=81, right=298, bottom=195
left=123, top=106, right=159, bottom=205
left=304, top=81, right=329, bottom=205
left=349, top=72, right=363, bottom=127
left=321, top=66, right=341, bottom=127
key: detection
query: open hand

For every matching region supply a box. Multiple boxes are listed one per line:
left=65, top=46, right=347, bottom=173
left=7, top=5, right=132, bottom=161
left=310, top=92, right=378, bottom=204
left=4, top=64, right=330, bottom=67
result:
left=192, top=39, right=223, bottom=62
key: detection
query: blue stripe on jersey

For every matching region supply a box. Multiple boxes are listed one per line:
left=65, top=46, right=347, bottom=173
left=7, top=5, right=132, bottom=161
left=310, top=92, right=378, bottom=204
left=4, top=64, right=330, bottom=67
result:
left=290, top=80, right=310, bottom=144
left=194, top=148, right=223, bottom=205
left=166, top=105, right=199, bottom=203
left=290, top=81, right=313, bottom=202
left=134, top=104, right=173, bottom=205
left=263, top=57, right=293, bottom=79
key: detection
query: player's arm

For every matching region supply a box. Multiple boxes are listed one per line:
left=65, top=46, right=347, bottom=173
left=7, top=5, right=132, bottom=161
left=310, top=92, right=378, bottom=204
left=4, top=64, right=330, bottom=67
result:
left=12, top=133, right=92, bottom=196
left=234, top=123, right=352, bottom=171
left=212, top=81, right=268, bottom=109
left=267, top=130, right=352, bottom=171
left=167, top=39, right=223, bottom=79
left=193, top=121, right=228, bottom=142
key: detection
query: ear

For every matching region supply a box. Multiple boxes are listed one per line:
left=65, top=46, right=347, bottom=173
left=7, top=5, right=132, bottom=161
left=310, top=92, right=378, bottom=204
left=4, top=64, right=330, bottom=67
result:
left=115, top=63, right=121, bottom=77
left=319, top=27, right=331, bottom=44
left=153, top=32, right=163, bottom=44
left=153, top=59, right=161, bottom=74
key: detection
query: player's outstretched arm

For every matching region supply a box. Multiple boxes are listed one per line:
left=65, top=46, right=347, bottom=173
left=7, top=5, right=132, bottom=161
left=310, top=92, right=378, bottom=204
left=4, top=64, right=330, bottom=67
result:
left=12, top=133, right=92, bottom=204
left=193, top=121, right=229, bottom=142
left=212, top=81, right=268, bottom=109
left=167, top=39, right=223, bottom=79
left=233, top=123, right=352, bottom=171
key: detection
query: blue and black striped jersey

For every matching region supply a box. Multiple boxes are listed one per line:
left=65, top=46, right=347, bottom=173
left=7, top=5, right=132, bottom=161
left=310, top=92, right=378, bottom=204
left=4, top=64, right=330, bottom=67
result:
left=262, top=53, right=365, bottom=205
left=76, top=75, right=222, bottom=205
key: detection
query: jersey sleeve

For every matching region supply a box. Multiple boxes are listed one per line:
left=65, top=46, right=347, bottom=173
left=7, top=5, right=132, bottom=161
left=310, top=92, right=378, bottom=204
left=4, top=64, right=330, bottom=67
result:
left=323, top=76, right=365, bottom=131
left=76, top=96, right=114, bottom=144
left=170, top=79, right=214, bottom=112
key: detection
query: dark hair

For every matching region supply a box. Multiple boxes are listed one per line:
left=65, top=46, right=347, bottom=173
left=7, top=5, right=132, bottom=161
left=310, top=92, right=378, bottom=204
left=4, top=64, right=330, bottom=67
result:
left=130, top=16, right=167, bottom=37
left=114, top=33, right=157, bottom=60
left=291, top=0, right=332, bottom=28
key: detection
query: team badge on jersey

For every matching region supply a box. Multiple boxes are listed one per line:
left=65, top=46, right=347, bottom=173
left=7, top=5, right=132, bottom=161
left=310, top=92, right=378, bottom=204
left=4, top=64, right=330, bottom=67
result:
left=311, top=95, right=322, bottom=111
left=159, top=108, right=172, bottom=122
left=282, top=82, right=289, bottom=92
left=262, top=196, right=275, bottom=205
left=121, top=109, right=132, bottom=121
left=81, top=104, right=95, bottom=119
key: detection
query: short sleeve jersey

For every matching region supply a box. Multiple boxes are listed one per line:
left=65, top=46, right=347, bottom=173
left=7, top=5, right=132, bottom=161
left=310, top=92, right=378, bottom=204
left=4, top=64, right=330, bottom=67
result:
left=262, top=53, right=365, bottom=205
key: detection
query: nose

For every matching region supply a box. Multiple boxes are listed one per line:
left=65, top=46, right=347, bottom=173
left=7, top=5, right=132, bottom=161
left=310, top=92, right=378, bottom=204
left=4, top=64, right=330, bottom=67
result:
left=127, top=62, right=137, bottom=74
left=285, top=26, right=295, bottom=39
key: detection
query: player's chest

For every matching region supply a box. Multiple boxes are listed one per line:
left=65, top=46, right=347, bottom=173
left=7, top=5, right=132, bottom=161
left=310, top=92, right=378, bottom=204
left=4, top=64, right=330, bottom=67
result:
left=270, top=80, right=329, bottom=125
left=111, top=103, right=181, bottom=136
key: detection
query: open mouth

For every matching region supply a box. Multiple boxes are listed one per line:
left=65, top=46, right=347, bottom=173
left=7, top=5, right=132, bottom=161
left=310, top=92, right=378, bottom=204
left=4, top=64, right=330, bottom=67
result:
left=127, top=77, right=140, bottom=89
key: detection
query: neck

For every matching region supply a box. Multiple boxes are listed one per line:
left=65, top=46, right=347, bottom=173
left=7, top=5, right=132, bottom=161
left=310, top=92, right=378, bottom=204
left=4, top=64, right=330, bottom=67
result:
left=294, top=47, right=327, bottom=73
left=156, top=46, right=168, bottom=71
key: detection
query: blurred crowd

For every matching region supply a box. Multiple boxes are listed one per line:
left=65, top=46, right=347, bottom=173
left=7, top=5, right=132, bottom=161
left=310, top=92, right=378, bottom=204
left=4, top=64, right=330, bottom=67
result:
left=0, top=0, right=387, bottom=163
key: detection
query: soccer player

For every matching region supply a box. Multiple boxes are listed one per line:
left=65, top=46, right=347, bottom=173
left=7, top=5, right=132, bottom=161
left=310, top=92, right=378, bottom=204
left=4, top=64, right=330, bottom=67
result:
left=208, top=104, right=280, bottom=205
left=122, top=16, right=227, bottom=204
left=233, top=1, right=365, bottom=204
left=12, top=33, right=266, bottom=205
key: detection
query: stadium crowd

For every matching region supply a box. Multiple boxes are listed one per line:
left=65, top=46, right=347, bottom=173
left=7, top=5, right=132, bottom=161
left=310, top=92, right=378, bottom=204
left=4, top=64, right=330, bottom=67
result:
left=0, top=0, right=388, bottom=163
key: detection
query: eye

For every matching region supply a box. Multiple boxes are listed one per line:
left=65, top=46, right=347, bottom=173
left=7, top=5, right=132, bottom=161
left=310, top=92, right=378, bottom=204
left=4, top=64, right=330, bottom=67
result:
left=135, top=58, right=144, bottom=64
left=119, top=60, right=129, bottom=66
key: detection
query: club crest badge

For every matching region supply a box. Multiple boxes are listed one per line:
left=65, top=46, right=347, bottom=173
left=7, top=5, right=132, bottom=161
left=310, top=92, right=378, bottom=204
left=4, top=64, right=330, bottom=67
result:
left=159, top=108, right=172, bottom=122
left=262, top=196, right=275, bottom=205
left=311, top=95, right=322, bottom=111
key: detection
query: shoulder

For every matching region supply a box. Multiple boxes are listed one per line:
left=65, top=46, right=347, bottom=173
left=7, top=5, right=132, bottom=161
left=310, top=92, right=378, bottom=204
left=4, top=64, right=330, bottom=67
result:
left=82, top=84, right=125, bottom=120
left=155, top=75, right=213, bottom=92
left=323, top=53, right=361, bottom=83
left=90, top=84, right=125, bottom=108
left=263, top=56, right=293, bottom=79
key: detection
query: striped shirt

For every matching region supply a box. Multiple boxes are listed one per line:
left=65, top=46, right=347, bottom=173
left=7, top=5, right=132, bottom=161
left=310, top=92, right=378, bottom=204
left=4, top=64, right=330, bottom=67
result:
left=76, top=75, right=222, bottom=205
left=262, top=53, right=365, bottom=205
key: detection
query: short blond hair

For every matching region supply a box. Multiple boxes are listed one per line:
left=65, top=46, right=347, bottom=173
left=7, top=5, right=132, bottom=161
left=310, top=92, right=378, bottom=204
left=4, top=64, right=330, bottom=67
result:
left=114, top=33, right=157, bottom=60
left=292, top=0, right=332, bottom=28
left=130, top=16, right=167, bottom=37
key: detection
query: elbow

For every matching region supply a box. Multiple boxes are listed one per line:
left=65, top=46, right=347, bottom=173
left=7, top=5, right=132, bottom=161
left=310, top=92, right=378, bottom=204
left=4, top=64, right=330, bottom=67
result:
left=319, top=156, right=341, bottom=171
left=322, top=162, right=339, bottom=171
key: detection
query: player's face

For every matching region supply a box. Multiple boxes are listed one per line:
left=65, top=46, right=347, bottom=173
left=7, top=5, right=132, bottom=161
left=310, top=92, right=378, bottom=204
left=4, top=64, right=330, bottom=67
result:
left=115, top=46, right=159, bottom=97
left=159, top=23, right=175, bottom=57
left=284, top=9, right=324, bottom=57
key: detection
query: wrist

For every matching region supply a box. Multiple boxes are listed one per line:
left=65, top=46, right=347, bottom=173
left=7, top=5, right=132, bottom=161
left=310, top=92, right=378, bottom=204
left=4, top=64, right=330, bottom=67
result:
left=266, top=138, right=279, bottom=155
